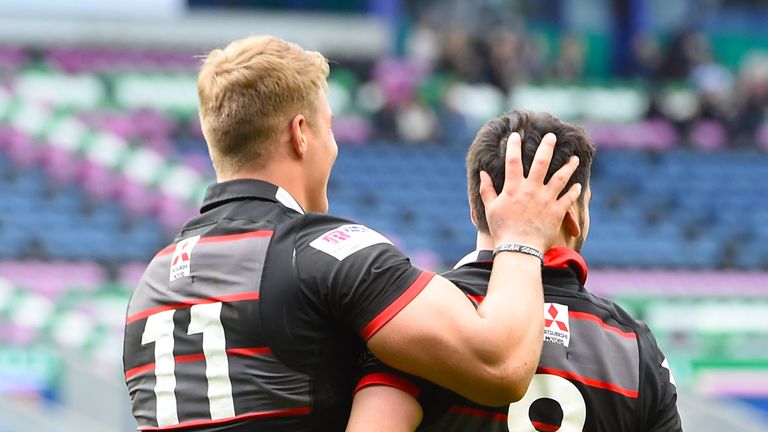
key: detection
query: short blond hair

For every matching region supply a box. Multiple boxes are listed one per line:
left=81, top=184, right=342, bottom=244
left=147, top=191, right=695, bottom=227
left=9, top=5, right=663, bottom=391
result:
left=198, top=35, right=330, bottom=176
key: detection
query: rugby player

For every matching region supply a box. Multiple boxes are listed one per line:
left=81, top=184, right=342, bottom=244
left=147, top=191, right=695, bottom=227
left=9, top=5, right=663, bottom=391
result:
left=349, top=110, right=682, bottom=432
left=122, top=37, right=582, bottom=431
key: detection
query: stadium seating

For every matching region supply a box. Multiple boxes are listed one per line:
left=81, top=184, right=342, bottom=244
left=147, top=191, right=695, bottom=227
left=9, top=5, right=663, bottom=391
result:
left=2, top=125, right=768, bottom=269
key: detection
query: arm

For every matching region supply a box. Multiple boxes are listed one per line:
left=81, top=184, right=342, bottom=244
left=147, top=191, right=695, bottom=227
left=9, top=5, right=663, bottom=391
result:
left=367, top=133, right=581, bottom=405
left=347, top=385, right=422, bottom=432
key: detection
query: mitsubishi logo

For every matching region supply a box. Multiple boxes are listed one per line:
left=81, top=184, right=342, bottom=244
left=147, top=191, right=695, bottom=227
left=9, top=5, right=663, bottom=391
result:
left=545, top=303, right=569, bottom=332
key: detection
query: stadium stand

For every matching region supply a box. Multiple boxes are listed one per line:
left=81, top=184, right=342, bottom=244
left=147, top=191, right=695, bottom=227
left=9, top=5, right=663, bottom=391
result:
left=1, top=50, right=767, bottom=269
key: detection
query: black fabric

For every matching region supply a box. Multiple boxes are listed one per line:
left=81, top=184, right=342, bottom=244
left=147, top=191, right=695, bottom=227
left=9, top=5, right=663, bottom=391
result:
left=124, top=179, right=426, bottom=431
left=357, top=250, right=683, bottom=432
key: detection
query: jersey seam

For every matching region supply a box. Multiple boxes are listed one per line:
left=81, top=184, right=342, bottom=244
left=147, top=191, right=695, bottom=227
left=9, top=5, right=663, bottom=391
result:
left=176, top=220, right=218, bottom=236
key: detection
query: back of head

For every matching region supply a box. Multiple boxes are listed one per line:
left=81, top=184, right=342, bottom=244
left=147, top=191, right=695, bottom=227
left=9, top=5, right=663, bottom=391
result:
left=467, top=110, right=596, bottom=233
left=198, top=35, right=330, bottom=177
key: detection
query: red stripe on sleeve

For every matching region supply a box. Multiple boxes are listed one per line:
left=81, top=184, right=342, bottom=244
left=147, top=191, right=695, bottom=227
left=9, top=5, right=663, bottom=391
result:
left=354, top=372, right=421, bottom=399
left=360, top=271, right=435, bottom=341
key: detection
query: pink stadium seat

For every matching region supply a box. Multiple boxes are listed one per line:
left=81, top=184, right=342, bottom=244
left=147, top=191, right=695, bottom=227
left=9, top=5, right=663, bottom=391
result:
left=756, top=123, right=768, bottom=151
left=0, top=46, right=25, bottom=71
left=75, top=160, right=116, bottom=201
left=113, top=179, right=157, bottom=217
left=588, top=271, right=768, bottom=297
left=690, top=120, right=727, bottom=150
left=586, top=120, right=678, bottom=150
left=373, top=58, right=425, bottom=108
left=155, top=198, right=197, bottom=232
left=5, top=132, right=40, bottom=168
left=39, top=146, right=78, bottom=184
left=132, top=109, right=175, bottom=140
left=120, top=262, right=151, bottom=288
left=0, top=261, right=105, bottom=298
left=182, top=152, right=214, bottom=175
left=330, top=115, right=373, bottom=144
left=0, top=322, right=37, bottom=344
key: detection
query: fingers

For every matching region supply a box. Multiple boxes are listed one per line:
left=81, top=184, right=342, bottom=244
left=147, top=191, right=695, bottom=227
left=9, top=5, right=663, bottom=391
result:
left=546, top=155, right=579, bottom=194
left=527, top=133, right=557, bottom=184
left=478, top=170, right=498, bottom=208
left=503, top=133, right=524, bottom=186
left=557, top=182, right=583, bottom=213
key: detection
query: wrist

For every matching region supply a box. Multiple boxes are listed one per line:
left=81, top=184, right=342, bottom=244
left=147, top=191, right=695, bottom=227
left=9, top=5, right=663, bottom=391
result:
left=493, top=243, right=545, bottom=264
left=493, top=237, right=547, bottom=253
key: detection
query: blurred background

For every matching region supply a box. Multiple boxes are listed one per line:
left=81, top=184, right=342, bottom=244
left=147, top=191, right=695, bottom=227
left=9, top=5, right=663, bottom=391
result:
left=0, top=0, right=766, bottom=430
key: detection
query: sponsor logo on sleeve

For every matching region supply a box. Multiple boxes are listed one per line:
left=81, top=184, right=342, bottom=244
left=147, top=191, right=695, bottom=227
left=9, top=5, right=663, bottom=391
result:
left=544, top=303, right=571, bottom=347
left=661, top=357, right=676, bottom=386
left=309, top=224, right=392, bottom=260
left=170, top=235, right=201, bottom=282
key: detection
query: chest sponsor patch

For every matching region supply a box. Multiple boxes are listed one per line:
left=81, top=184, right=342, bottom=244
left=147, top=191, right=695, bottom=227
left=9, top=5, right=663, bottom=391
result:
left=170, top=235, right=201, bottom=281
left=309, top=224, right=392, bottom=261
left=544, top=302, right=571, bottom=347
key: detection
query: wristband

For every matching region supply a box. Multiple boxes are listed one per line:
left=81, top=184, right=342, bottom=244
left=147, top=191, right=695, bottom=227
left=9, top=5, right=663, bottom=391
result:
left=493, top=243, right=544, bottom=264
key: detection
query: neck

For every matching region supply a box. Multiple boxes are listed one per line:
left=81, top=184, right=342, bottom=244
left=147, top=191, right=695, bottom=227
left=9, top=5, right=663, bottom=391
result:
left=219, top=158, right=309, bottom=212
left=475, top=230, right=571, bottom=252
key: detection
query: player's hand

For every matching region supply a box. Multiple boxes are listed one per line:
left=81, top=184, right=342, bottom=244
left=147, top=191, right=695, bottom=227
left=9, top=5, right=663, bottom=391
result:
left=479, top=132, right=581, bottom=252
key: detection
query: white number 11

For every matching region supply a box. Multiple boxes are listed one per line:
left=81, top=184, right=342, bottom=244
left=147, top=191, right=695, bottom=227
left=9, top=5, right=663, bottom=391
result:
left=141, top=302, right=235, bottom=427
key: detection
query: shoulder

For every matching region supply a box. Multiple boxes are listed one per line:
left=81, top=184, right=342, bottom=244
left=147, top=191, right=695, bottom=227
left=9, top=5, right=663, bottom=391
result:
left=440, top=267, right=490, bottom=300
left=295, top=213, right=369, bottom=239
left=579, top=291, right=672, bottom=384
left=578, top=289, right=648, bottom=335
left=295, top=214, right=396, bottom=260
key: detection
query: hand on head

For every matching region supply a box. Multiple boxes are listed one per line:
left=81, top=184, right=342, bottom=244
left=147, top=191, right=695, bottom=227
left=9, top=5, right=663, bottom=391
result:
left=479, top=132, right=581, bottom=252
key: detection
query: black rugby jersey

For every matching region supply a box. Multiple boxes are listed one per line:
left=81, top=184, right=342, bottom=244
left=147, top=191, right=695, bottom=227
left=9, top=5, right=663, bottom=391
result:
left=123, top=179, right=434, bottom=431
left=357, top=248, right=682, bottom=432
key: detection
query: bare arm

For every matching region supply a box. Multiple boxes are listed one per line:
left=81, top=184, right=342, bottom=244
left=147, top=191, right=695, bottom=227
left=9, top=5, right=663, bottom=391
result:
left=367, top=133, right=581, bottom=406
left=346, top=386, right=422, bottom=432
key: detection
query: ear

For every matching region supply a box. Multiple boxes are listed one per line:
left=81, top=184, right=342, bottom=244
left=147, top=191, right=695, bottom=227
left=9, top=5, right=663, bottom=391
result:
left=563, top=203, right=582, bottom=239
left=468, top=196, right=477, bottom=227
left=289, top=114, right=308, bottom=159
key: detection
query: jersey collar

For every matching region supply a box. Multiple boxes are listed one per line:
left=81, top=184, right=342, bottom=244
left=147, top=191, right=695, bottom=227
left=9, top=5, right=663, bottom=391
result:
left=200, top=179, right=305, bottom=215
left=453, top=246, right=588, bottom=285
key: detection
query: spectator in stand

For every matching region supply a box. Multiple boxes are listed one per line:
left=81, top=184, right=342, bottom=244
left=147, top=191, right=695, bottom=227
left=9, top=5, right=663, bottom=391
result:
left=734, top=51, right=768, bottom=148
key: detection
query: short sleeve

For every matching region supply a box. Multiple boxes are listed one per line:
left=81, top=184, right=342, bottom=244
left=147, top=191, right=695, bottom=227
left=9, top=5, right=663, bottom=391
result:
left=638, top=323, right=683, bottom=432
left=295, top=214, right=435, bottom=340
left=355, top=349, right=453, bottom=426
left=355, top=350, right=423, bottom=398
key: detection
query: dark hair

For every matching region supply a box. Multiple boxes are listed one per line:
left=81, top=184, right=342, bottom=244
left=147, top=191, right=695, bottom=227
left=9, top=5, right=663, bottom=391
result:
left=466, top=110, right=596, bottom=233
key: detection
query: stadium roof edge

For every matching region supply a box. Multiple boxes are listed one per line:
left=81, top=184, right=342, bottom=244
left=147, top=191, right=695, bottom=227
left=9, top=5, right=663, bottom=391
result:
left=0, top=10, right=390, bottom=59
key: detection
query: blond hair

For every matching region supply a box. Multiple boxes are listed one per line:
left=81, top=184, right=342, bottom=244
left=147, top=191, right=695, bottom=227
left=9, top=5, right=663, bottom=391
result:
left=198, top=35, right=330, bottom=176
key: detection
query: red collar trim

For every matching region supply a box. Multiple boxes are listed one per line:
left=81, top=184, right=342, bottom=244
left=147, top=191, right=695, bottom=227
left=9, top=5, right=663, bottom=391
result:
left=544, top=247, right=588, bottom=285
left=456, top=247, right=588, bottom=285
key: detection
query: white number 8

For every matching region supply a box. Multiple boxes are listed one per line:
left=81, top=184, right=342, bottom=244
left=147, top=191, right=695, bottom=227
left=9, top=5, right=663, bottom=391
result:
left=507, top=374, right=586, bottom=432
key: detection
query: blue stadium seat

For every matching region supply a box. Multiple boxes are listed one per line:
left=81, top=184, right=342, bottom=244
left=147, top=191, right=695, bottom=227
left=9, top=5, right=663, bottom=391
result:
left=0, top=148, right=766, bottom=268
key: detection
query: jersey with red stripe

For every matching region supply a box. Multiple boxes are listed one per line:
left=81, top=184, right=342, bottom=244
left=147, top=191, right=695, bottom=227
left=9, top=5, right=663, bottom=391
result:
left=123, top=179, right=432, bottom=431
left=356, top=248, right=681, bottom=432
